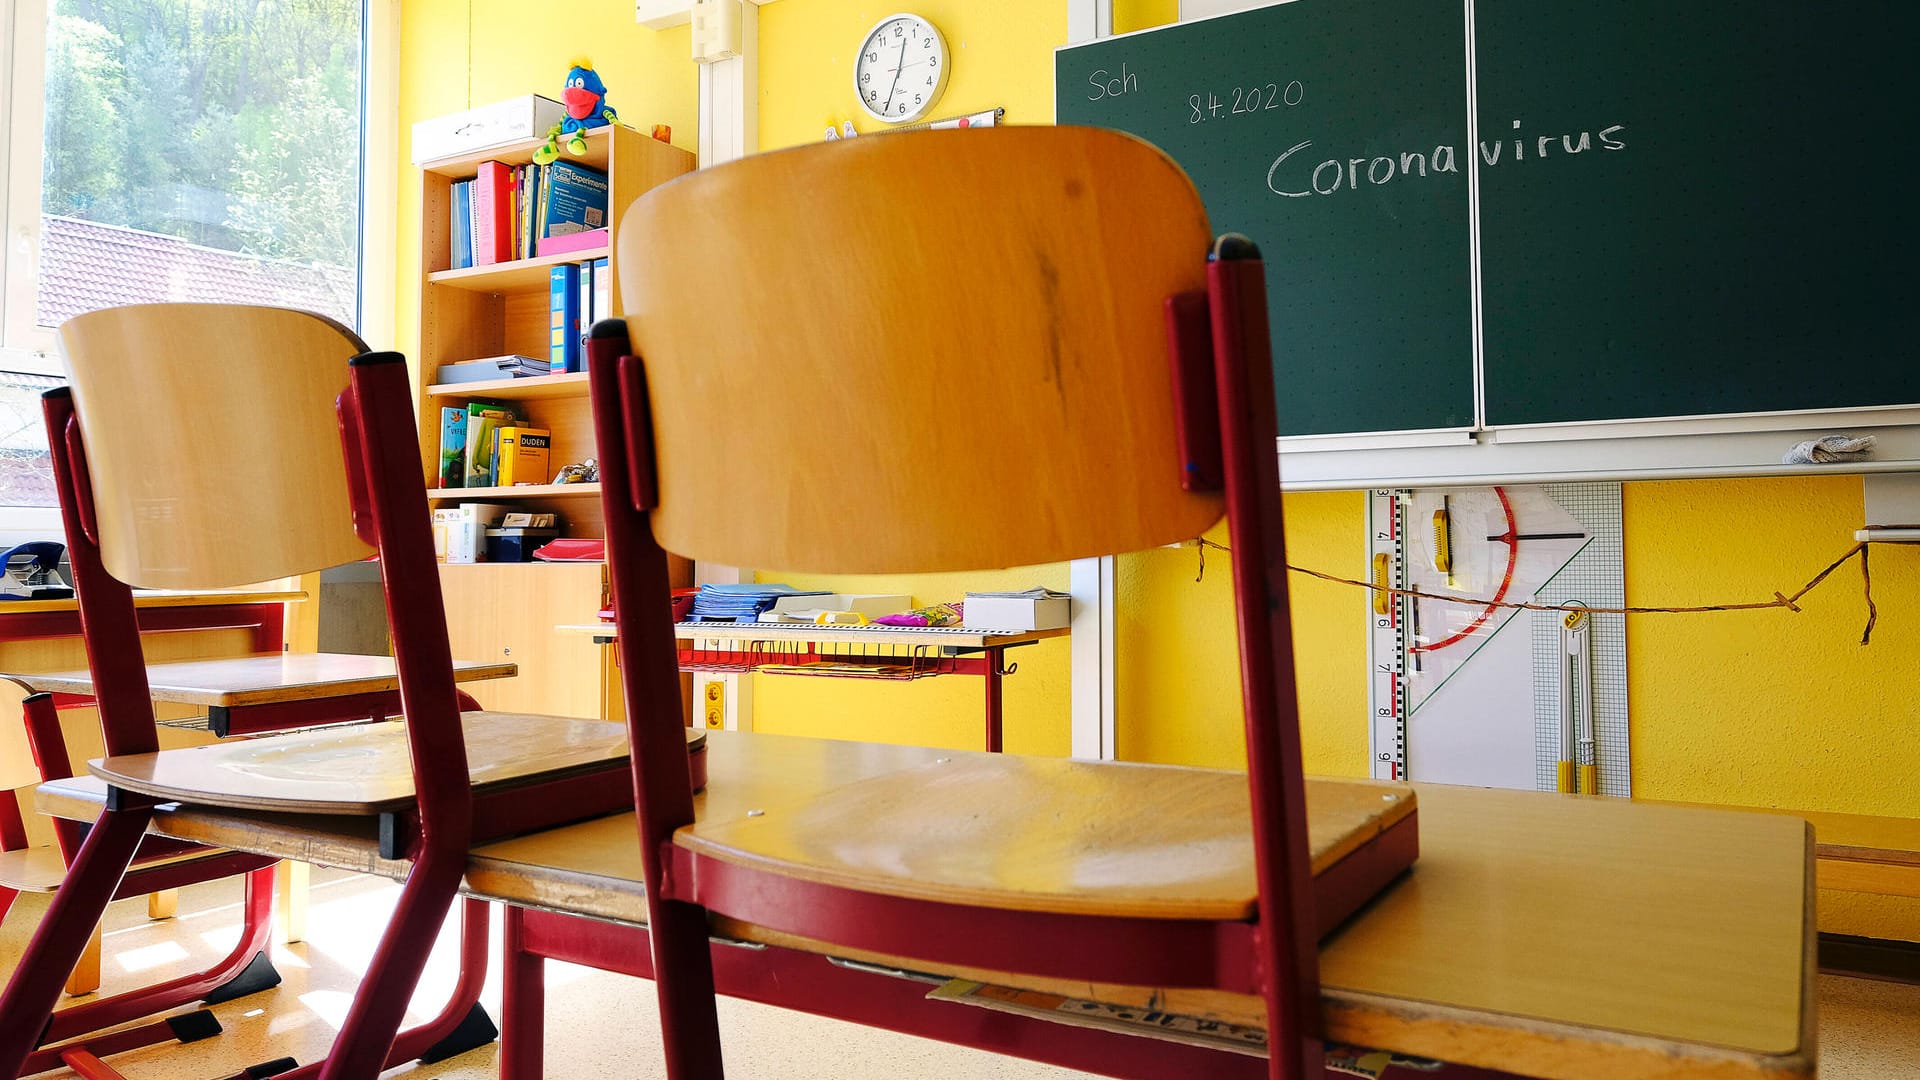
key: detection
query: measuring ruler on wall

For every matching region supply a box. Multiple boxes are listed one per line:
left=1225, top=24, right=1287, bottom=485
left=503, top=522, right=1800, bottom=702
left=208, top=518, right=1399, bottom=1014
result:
left=1365, top=489, right=1411, bottom=780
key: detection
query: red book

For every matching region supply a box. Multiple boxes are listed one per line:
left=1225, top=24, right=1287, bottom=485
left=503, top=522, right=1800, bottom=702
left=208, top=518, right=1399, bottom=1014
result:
left=473, top=161, right=513, bottom=266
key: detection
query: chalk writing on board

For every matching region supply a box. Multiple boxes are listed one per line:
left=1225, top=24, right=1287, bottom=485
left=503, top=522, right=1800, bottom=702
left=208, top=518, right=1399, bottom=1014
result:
left=1086, top=65, right=1137, bottom=101
left=1266, top=120, right=1627, bottom=198
left=1189, top=80, right=1305, bottom=123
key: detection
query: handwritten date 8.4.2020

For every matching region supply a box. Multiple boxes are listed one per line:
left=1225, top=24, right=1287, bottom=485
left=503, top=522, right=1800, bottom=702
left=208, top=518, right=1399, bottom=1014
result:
left=1191, top=80, right=1303, bottom=123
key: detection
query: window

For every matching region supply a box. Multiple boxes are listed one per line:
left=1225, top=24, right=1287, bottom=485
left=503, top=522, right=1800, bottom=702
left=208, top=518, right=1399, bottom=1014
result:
left=1, top=0, right=376, bottom=540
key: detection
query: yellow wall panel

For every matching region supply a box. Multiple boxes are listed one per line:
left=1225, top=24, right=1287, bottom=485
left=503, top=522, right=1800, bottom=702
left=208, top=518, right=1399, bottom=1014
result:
left=758, top=0, right=1067, bottom=150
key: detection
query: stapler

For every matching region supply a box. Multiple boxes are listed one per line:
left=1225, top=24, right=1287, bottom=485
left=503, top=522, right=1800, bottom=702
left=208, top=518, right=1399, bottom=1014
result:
left=0, top=542, right=74, bottom=601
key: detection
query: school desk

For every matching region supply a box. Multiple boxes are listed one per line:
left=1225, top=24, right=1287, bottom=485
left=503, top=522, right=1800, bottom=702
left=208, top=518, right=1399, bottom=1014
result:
left=34, top=735, right=1815, bottom=1080
left=558, top=621, right=1069, bottom=751
left=10, top=652, right=518, bottom=736
left=0, top=589, right=298, bottom=664
left=1, top=651, right=516, bottom=954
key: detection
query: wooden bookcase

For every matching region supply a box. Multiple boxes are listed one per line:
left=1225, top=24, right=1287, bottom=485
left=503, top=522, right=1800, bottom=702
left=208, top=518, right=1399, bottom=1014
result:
left=412, top=124, right=694, bottom=719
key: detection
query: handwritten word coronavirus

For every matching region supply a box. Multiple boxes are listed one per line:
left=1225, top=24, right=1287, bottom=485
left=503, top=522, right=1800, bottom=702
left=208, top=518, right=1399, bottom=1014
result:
left=1265, top=120, right=1626, bottom=197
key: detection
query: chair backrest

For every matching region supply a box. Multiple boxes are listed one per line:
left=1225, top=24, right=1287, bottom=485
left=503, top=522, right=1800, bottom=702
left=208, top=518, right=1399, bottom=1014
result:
left=56, top=304, right=375, bottom=590
left=616, top=126, right=1223, bottom=573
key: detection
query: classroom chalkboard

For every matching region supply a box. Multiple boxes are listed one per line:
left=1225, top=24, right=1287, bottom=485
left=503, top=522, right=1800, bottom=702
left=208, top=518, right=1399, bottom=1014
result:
left=1057, top=0, right=1920, bottom=435
left=1056, top=0, right=1473, bottom=436
left=1475, top=0, right=1920, bottom=425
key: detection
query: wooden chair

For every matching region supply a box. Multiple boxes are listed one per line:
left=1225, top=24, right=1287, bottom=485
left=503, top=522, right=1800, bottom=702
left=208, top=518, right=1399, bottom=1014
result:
left=590, top=127, right=1391, bottom=1079
left=0, top=677, right=286, bottom=1074
left=0, top=304, right=632, bottom=1080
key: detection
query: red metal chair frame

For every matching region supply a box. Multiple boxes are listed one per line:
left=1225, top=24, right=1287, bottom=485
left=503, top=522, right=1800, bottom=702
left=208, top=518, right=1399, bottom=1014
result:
left=587, top=237, right=1323, bottom=1078
left=0, top=348, right=480, bottom=1080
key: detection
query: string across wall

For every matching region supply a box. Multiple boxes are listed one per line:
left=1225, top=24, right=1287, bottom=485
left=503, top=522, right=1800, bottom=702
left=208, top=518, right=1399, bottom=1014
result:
left=1191, top=538, right=1885, bottom=645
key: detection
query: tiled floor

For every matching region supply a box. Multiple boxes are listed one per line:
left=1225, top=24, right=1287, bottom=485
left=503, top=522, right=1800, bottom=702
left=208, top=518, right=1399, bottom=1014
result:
left=1, top=868, right=1914, bottom=1078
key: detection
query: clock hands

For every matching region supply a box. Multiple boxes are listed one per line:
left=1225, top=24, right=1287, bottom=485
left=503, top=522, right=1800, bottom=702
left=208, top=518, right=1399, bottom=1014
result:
left=884, top=34, right=909, bottom=111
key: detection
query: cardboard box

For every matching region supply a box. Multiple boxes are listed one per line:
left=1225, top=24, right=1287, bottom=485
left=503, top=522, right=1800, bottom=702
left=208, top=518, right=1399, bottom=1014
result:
left=445, top=503, right=514, bottom=564
left=962, top=596, right=1070, bottom=631
left=412, top=95, right=568, bottom=165
left=431, top=508, right=463, bottom=562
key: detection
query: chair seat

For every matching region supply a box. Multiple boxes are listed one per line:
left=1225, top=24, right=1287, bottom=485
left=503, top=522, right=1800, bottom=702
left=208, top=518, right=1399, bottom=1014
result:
left=674, top=741, right=1416, bottom=922
left=90, top=711, right=629, bottom=815
left=0, top=842, right=239, bottom=893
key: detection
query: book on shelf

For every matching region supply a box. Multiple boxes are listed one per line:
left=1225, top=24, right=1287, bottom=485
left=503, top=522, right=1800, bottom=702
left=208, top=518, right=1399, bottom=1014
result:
left=463, top=400, right=524, bottom=488
left=435, top=355, right=551, bottom=384
left=549, top=264, right=582, bottom=373
left=494, top=426, right=551, bottom=486
left=576, top=262, right=595, bottom=358
left=437, top=406, right=467, bottom=488
left=541, top=161, right=608, bottom=246
left=473, top=161, right=512, bottom=265
left=591, top=257, right=611, bottom=329
left=450, top=180, right=474, bottom=269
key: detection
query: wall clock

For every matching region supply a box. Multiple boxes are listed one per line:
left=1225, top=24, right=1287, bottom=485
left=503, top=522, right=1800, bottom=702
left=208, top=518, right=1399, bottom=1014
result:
left=853, top=13, right=951, bottom=123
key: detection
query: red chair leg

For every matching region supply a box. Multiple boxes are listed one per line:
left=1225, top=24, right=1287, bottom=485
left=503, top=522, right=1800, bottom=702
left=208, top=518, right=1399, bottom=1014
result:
left=374, top=897, right=494, bottom=1065
left=650, top=899, right=727, bottom=1079
left=0, top=805, right=151, bottom=1078
left=37, top=865, right=279, bottom=1049
left=266, top=893, right=493, bottom=1080
left=501, top=904, right=546, bottom=1080
left=303, top=849, right=466, bottom=1080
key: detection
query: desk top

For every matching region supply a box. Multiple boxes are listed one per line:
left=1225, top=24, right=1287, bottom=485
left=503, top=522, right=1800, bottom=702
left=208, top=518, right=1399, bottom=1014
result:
left=0, top=589, right=305, bottom=617
left=559, top=621, right=1069, bottom=649
left=11, top=652, right=516, bottom=707
left=36, top=738, right=1814, bottom=1079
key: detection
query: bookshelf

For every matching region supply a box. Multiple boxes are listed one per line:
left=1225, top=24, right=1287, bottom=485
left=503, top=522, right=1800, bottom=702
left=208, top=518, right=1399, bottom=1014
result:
left=413, top=123, right=695, bottom=719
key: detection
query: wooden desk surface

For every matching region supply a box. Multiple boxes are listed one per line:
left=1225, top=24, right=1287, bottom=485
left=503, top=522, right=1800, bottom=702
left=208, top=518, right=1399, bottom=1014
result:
left=36, top=742, right=1815, bottom=1080
left=559, top=622, right=1069, bottom=650
left=12, top=653, right=516, bottom=707
left=0, top=589, right=305, bottom=617
left=91, top=712, right=627, bottom=814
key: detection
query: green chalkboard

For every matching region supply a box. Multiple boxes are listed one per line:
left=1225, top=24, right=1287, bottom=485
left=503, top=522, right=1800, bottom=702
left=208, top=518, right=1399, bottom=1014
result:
left=1056, top=0, right=1474, bottom=437
left=1475, top=0, right=1920, bottom=424
left=1059, top=0, right=1920, bottom=435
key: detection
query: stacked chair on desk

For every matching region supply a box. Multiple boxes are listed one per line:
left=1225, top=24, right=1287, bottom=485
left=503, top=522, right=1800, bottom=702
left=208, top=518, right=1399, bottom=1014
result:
left=0, top=305, right=634, bottom=1079
left=576, top=127, right=1426, bottom=1080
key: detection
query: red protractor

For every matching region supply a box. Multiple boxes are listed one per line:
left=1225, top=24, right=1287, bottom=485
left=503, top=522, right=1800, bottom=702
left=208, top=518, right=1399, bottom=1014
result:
left=1411, top=485, right=1518, bottom=654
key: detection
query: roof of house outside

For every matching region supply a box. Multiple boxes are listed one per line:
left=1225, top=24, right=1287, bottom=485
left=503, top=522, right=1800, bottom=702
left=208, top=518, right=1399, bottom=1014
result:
left=35, top=214, right=356, bottom=328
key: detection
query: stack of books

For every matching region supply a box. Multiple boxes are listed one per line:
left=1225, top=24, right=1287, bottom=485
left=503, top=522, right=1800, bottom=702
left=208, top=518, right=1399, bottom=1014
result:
left=686, top=584, right=831, bottom=623
left=450, top=160, right=609, bottom=269
left=435, top=354, right=550, bottom=384
left=436, top=399, right=552, bottom=489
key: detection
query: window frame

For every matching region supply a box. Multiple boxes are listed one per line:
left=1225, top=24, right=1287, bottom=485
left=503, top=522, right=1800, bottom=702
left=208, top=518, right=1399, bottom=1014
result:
left=0, top=0, right=397, bottom=531
left=0, top=0, right=398, bottom=361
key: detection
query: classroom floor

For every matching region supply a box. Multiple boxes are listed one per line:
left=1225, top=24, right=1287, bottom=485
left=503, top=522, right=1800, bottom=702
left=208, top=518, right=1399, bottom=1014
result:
left=0, top=868, right=1914, bottom=1079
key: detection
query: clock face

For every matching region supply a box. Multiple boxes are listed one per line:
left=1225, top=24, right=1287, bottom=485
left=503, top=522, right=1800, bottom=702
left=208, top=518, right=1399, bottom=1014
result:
left=853, top=13, right=951, bottom=123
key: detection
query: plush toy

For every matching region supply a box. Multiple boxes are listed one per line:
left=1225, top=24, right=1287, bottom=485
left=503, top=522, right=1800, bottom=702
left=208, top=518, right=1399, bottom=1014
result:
left=533, top=57, right=617, bottom=164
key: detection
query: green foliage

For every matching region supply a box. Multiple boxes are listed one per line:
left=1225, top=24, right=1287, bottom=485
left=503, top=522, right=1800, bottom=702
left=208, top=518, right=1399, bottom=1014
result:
left=39, top=0, right=362, bottom=269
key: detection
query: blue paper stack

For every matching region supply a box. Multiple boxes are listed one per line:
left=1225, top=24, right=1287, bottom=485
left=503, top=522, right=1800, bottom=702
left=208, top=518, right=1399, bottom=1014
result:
left=686, top=583, right=831, bottom=623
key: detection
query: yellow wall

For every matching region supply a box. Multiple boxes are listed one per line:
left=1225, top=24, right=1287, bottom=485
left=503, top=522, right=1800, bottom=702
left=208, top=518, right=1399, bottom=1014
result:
left=1117, top=494, right=1368, bottom=774
left=759, top=1, right=1065, bottom=148
left=392, top=3, right=699, bottom=367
